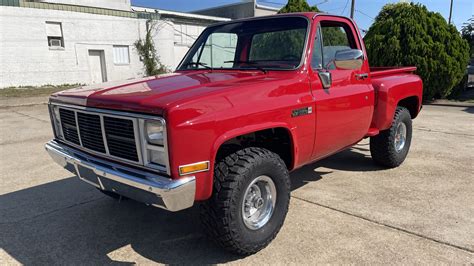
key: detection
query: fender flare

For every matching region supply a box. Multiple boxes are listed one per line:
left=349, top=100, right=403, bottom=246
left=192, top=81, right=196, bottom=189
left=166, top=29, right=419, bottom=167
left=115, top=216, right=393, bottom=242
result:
left=211, top=122, right=298, bottom=170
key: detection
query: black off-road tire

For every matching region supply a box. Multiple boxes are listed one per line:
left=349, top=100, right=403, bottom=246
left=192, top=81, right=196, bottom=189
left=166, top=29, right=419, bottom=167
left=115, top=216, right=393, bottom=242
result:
left=200, top=147, right=291, bottom=255
left=370, top=106, right=412, bottom=168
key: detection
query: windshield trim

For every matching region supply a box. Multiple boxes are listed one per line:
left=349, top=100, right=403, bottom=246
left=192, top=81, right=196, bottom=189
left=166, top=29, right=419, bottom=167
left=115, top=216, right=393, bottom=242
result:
left=176, top=15, right=311, bottom=72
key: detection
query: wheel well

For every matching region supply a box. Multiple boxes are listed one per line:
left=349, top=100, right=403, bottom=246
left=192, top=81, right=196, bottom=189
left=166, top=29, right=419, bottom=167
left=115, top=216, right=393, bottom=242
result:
left=397, top=96, right=419, bottom=118
left=215, top=128, right=293, bottom=170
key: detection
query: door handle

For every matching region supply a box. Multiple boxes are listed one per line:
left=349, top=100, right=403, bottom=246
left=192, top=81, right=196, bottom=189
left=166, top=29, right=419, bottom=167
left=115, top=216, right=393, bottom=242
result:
left=355, top=73, right=369, bottom=80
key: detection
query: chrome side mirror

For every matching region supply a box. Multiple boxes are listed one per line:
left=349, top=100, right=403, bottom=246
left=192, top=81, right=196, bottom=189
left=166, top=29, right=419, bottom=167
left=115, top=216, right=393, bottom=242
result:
left=318, top=71, right=332, bottom=90
left=334, top=49, right=364, bottom=70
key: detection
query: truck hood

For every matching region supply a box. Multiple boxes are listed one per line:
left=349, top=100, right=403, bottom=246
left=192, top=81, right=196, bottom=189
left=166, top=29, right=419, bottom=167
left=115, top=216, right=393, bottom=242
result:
left=51, top=71, right=268, bottom=115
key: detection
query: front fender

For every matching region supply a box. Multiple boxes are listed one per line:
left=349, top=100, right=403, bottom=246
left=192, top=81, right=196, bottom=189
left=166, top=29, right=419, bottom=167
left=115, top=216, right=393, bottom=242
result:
left=211, top=122, right=298, bottom=168
left=169, top=122, right=298, bottom=202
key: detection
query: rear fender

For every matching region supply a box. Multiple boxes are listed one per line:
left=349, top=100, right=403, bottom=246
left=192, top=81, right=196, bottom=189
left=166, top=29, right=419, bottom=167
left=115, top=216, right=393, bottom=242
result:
left=371, top=74, right=423, bottom=130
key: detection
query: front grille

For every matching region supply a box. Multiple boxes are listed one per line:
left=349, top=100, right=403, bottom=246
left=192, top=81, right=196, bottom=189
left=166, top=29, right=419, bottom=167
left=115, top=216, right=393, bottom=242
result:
left=104, top=117, right=139, bottom=162
left=77, top=112, right=105, bottom=153
left=57, top=107, right=139, bottom=163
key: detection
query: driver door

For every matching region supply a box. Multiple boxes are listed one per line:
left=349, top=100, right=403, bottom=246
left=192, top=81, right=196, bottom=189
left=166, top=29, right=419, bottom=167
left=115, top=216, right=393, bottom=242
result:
left=309, top=17, right=374, bottom=160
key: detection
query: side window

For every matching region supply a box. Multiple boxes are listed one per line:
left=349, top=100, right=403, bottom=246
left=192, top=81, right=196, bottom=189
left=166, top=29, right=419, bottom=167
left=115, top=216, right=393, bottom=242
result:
left=311, top=26, right=323, bottom=69
left=320, top=24, right=355, bottom=69
left=197, top=32, right=237, bottom=68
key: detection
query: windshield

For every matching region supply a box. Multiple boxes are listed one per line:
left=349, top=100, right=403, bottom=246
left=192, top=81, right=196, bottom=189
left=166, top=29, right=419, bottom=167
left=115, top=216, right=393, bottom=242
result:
left=178, top=16, right=309, bottom=71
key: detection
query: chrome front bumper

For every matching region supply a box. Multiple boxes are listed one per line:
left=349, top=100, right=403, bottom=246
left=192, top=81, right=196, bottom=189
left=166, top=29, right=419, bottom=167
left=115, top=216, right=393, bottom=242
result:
left=45, top=140, right=195, bottom=212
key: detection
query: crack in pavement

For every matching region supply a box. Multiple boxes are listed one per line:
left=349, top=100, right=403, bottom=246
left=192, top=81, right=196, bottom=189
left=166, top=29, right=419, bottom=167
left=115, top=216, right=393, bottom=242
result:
left=414, top=127, right=474, bottom=137
left=0, top=103, right=48, bottom=109
left=0, top=136, right=51, bottom=146
left=291, top=195, right=474, bottom=254
left=10, top=109, right=50, bottom=123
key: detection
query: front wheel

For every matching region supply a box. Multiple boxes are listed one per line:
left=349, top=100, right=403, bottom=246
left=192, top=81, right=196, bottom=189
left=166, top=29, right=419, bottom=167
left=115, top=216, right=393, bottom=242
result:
left=370, top=106, right=413, bottom=168
left=200, top=147, right=290, bottom=255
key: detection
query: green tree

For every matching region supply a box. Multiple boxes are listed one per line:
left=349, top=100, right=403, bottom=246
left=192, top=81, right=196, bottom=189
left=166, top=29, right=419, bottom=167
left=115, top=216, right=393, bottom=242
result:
left=246, top=0, right=319, bottom=62
left=460, top=17, right=473, bottom=57
left=278, top=0, right=320, bottom=13
left=364, top=3, right=470, bottom=99
left=134, top=20, right=168, bottom=76
left=278, top=0, right=347, bottom=63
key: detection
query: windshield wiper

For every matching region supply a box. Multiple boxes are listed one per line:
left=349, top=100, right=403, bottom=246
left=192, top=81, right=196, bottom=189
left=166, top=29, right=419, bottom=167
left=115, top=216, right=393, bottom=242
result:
left=224, top=60, right=268, bottom=74
left=182, top=62, right=213, bottom=70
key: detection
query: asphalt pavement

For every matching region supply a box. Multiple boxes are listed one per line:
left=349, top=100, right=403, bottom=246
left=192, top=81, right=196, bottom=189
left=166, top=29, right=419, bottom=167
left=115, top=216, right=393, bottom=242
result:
left=0, top=99, right=473, bottom=264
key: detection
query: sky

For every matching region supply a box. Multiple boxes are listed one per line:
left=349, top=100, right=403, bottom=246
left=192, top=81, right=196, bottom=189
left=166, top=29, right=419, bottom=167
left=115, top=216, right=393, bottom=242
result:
left=131, top=0, right=473, bottom=32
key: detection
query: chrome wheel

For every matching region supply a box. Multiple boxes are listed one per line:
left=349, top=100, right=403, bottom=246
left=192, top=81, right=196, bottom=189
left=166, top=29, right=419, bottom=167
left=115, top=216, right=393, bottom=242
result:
left=242, top=175, right=277, bottom=230
left=394, top=122, right=407, bottom=152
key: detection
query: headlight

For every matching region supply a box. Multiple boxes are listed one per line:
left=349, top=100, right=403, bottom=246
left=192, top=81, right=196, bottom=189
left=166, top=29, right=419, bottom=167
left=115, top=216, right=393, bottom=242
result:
left=145, top=120, right=164, bottom=146
left=50, top=105, right=63, bottom=139
left=142, top=119, right=168, bottom=169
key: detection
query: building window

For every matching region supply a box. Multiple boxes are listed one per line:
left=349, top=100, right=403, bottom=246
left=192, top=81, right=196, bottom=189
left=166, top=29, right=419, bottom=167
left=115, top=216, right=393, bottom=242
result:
left=174, top=24, right=204, bottom=46
left=45, top=22, right=64, bottom=48
left=113, top=45, right=130, bottom=65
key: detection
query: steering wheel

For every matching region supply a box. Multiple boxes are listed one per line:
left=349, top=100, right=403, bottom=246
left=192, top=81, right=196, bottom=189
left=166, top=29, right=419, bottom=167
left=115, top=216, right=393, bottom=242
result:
left=281, top=54, right=300, bottom=61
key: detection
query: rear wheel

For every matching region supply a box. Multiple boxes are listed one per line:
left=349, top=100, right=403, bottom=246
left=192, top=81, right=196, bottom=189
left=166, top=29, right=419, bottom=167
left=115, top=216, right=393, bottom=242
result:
left=370, top=107, right=412, bottom=168
left=200, top=147, right=290, bottom=255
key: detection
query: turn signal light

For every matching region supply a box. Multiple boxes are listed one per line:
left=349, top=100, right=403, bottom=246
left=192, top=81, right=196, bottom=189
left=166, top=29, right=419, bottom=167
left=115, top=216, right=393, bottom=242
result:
left=179, top=161, right=210, bottom=176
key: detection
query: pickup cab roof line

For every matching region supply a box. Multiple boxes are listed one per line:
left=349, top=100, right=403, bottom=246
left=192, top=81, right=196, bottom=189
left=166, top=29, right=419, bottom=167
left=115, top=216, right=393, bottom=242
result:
left=312, top=13, right=357, bottom=22
left=208, top=13, right=311, bottom=28
left=177, top=15, right=312, bottom=72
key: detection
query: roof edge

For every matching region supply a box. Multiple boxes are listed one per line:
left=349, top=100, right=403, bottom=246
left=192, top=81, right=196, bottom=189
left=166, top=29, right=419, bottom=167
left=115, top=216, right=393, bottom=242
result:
left=131, top=6, right=231, bottom=21
left=255, top=3, right=281, bottom=11
left=192, top=1, right=252, bottom=13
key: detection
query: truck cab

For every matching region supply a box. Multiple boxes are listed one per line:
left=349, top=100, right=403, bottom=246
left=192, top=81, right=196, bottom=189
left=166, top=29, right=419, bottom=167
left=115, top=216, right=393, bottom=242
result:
left=46, top=13, right=422, bottom=255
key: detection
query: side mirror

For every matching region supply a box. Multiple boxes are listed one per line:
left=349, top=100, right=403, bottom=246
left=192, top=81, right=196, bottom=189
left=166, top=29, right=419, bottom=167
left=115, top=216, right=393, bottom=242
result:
left=334, top=49, right=364, bottom=70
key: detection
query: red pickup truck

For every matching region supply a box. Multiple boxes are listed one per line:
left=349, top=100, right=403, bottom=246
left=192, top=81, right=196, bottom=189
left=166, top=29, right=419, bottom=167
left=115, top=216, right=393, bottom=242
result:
left=46, top=13, right=422, bottom=254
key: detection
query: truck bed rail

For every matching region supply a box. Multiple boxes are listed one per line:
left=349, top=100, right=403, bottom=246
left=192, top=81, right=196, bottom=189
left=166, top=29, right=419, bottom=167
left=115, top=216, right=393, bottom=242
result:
left=370, top=67, right=417, bottom=77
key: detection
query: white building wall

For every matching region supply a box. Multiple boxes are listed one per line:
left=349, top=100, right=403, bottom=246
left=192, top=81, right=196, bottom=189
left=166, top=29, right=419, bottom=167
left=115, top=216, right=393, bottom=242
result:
left=170, top=22, right=207, bottom=69
left=131, top=6, right=229, bottom=70
left=0, top=5, right=228, bottom=88
left=254, top=6, right=278, bottom=17
left=39, top=0, right=132, bottom=11
left=0, top=6, right=147, bottom=87
left=153, top=20, right=176, bottom=70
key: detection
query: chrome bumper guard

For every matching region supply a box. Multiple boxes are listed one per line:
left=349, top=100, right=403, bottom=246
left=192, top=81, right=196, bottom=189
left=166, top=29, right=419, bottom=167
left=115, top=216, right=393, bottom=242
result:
left=45, top=140, right=195, bottom=212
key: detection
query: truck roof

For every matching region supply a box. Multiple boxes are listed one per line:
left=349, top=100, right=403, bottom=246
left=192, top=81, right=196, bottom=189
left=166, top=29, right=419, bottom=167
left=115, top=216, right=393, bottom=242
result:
left=209, top=12, right=312, bottom=25
left=209, top=12, right=354, bottom=28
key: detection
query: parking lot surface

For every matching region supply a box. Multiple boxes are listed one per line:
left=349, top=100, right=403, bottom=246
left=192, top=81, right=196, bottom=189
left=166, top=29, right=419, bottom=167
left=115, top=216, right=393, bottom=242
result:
left=1, top=100, right=473, bottom=264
